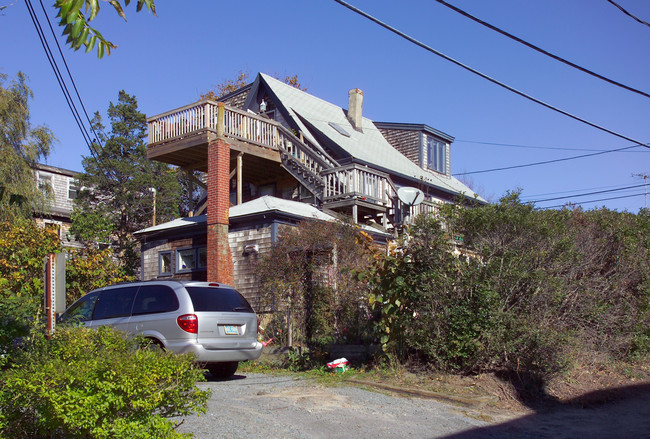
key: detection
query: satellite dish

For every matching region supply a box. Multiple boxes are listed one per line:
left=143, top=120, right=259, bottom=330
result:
left=397, top=187, right=425, bottom=206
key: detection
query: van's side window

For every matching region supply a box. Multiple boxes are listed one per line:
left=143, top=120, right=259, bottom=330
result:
left=61, top=292, right=100, bottom=322
left=93, top=286, right=139, bottom=320
left=132, top=285, right=179, bottom=315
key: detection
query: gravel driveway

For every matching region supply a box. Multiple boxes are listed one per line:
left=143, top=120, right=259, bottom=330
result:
left=176, top=372, right=488, bottom=438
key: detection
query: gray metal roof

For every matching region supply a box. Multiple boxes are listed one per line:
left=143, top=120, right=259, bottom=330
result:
left=257, top=74, right=483, bottom=202
left=134, top=196, right=389, bottom=237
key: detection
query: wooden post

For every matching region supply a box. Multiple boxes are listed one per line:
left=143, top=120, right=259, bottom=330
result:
left=237, top=152, right=243, bottom=205
left=204, top=102, right=210, bottom=130
left=217, top=102, right=225, bottom=137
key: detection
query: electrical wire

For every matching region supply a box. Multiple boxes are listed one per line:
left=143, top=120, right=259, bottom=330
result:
left=531, top=183, right=646, bottom=203
left=434, top=0, right=650, bottom=99
left=453, top=143, right=641, bottom=176
left=331, top=0, right=650, bottom=151
left=606, top=0, right=650, bottom=28
left=520, top=182, right=638, bottom=199
left=455, top=139, right=650, bottom=153
left=25, top=0, right=118, bottom=182
left=542, top=192, right=645, bottom=209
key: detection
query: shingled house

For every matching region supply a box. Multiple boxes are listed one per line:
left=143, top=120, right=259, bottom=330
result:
left=135, top=73, right=482, bottom=303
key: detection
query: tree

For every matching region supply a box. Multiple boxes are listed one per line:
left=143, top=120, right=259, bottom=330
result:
left=74, top=91, right=180, bottom=275
left=0, top=72, right=55, bottom=221
left=258, top=220, right=374, bottom=352
left=200, top=71, right=307, bottom=100
left=54, top=0, right=156, bottom=58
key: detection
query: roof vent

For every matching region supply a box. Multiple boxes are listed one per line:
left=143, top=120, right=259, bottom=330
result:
left=347, top=88, right=363, bottom=133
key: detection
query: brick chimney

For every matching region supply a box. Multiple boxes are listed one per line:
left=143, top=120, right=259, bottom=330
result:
left=206, top=137, right=234, bottom=285
left=347, top=88, right=363, bottom=132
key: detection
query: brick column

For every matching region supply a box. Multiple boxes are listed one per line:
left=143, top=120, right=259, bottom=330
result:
left=207, top=137, right=234, bottom=284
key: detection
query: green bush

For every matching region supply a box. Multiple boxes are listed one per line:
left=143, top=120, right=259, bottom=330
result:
left=0, top=326, right=209, bottom=438
left=364, top=195, right=649, bottom=377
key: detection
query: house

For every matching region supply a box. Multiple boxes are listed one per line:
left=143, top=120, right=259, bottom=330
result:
left=136, top=73, right=483, bottom=302
left=34, top=163, right=81, bottom=248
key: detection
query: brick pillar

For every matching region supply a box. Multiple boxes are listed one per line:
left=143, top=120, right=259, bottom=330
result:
left=207, top=138, right=233, bottom=284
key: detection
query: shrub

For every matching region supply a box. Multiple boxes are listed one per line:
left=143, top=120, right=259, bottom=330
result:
left=0, top=326, right=209, bottom=438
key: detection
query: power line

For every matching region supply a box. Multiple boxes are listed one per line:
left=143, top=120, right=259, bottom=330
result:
left=434, top=0, right=650, bottom=99
left=531, top=183, right=646, bottom=204
left=453, top=143, right=641, bottom=176
left=606, top=0, right=650, bottom=28
left=455, top=139, right=650, bottom=153
left=520, top=182, right=638, bottom=199
left=25, top=0, right=117, bottom=182
left=542, top=192, right=646, bottom=209
left=332, top=0, right=649, bottom=151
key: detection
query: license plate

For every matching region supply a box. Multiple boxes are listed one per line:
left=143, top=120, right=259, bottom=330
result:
left=224, top=325, right=239, bottom=335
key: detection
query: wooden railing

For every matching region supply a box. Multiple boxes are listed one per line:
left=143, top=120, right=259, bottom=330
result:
left=409, top=199, right=441, bottom=219
left=322, top=164, right=395, bottom=206
left=148, top=100, right=282, bottom=150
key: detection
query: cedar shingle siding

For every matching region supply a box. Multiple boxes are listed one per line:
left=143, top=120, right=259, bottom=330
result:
left=377, top=127, right=421, bottom=167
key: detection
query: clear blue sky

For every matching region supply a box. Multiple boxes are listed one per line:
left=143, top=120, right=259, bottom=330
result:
left=2, top=0, right=649, bottom=211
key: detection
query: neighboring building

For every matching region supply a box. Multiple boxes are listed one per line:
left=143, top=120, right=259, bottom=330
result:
left=34, top=164, right=81, bottom=248
left=137, top=73, right=484, bottom=300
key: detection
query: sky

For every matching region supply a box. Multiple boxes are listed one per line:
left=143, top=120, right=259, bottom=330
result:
left=2, top=0, right=649, bottom=212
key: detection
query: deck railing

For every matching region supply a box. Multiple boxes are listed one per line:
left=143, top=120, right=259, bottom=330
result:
left=322, top=164, right=394, bottom=206
left=148, top=101, right=398, bottom=211
left=409, top=199, right=441, bottom=219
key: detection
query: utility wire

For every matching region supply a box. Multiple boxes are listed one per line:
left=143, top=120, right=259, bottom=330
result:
left=542, top=192, right=645, bottom=209
left=531, top=183, right=646, bottom=203
left=26, top=0, right=117, bottom=182
left=453, top=143, right=641, bottom=176
left=521, top=182, right=638, bottom=199
left=456, top=139, right=650, bottom=153
left=434, top=0, right=650, bottom=99
left=606, top=0, right=650, bottom=28
left=332, top=0, right=650, bottom=151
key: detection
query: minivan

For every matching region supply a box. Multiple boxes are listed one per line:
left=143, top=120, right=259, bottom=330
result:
left=59, top=280, right=263, bottom=378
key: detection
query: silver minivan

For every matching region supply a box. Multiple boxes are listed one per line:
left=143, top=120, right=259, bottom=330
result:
left=59, top=280, right=263, bottom=378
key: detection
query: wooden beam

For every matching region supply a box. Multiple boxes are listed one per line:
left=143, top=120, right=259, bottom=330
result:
left=228, top=138, right=281, bottom=162
left=237, top=152, right=243, bottom=205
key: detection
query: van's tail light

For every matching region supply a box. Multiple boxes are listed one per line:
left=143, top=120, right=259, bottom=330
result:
left=177, top=314, right=198, bottom=333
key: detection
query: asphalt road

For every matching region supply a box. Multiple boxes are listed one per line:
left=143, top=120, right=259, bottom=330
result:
left=176, top=372, right=489, bottom=438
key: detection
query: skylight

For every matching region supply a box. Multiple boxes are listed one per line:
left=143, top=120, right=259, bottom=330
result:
left=328, top=122, right=351, bottom=137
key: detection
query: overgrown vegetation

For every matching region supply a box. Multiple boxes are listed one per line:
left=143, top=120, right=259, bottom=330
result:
left=0, top=326, right=208, bottom=438
left=258, top=221, right=376, bottom=362
left=260, top=195, right=649, bottom=381
left=366, top=194, right=649, bottom=378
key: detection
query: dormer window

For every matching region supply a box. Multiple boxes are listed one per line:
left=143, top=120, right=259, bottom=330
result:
left=426, top=137, right=446, bottom=175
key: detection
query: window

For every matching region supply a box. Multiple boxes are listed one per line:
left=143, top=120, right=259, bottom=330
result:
left=177, top=248, right=196, bottom=272
left=186, top=286, right=253, bottom=312
left=426, top=137, right=447, bottom=174
left=159, top=251, right=172, bottom=276
left=132, top=285, right=179, bottom=315
left=93, top=286, right=139, bottom=320
left=175, top=246, right=207, bottom=273
left=60, top=292, right=99, bottom=323
left=68, top=180, right=79, bottom=199
left=38, top=173, right=52, bottom=195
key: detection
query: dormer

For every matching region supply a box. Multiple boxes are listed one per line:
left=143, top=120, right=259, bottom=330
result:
left=375, top=122, right=454, bottom=178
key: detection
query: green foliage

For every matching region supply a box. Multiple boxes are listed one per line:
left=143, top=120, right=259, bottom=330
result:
left=0, top=72, right=55, bottom=221
left=65, top=247, right=134, bottom=305
left=74, top=91, right=181, bottom=275
left=364, top=194, right=650, bottom=377
left=0, top=218, right=61, bottom=362
left=0, top=326, right=208, bottom=438
left=54, top=0, right=156, bottom=58
left=258, top=221, right=375, bottom=349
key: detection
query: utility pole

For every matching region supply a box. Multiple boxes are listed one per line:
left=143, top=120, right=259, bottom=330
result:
left=149, top=187, right=157, bottom=226
left=633, top=173, right=648, bottom=209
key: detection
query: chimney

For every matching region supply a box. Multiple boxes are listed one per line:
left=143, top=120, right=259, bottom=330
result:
left=347, top=88, right=363, bottom=132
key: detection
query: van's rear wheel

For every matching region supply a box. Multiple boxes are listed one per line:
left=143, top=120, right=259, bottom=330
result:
left=207, top=361, right=238, bottom=379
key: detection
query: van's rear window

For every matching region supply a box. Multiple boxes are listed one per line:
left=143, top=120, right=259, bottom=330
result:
left=186, top=287, right=254, bottom=313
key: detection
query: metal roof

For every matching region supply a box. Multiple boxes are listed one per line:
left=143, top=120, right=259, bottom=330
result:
left=257, top=73, right=483, bottom=202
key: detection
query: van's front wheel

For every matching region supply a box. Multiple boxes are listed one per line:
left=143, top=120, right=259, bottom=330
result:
left=207, top=361, right=238, bottom=379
